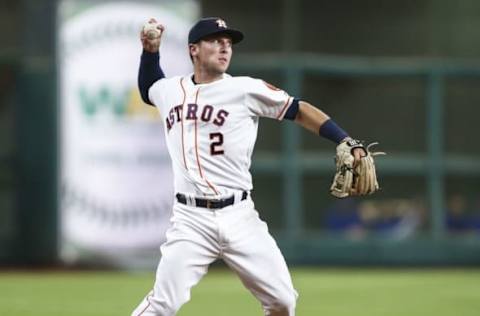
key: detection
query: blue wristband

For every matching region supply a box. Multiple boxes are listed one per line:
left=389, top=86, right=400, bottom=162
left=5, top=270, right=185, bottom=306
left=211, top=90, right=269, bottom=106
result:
left=319, top=119, right=349, bottom=144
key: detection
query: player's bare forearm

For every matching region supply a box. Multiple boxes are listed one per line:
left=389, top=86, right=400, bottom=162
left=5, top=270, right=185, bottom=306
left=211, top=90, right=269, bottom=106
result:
left=294, top=101, right=330, bottom=134
left=294, top=101, right=367, bottom=165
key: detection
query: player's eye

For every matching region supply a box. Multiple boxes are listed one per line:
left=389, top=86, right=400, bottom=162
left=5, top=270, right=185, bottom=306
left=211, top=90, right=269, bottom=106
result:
left=219, top=39, right=232, bottom=48
left=206, top=37, right=231, bottom=48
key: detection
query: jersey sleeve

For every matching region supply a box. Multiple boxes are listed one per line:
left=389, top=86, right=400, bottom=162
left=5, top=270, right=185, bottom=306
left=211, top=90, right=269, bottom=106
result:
left=244, top=78, right=294, bottom=120
left=148, top=79, right=167, bottom=111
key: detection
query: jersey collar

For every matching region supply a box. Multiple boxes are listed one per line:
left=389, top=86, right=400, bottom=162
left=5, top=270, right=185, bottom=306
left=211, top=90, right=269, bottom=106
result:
left=188, top=73, right=231, bottom=87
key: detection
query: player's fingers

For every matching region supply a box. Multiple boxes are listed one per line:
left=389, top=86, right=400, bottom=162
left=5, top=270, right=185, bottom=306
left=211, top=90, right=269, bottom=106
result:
left=157, top=24, right=165, bottom=32
left=352, top=148, right=365, bottom=168
left=148, top=18, right=157, bottom=23
left=140, top=32, right=149, bottom=45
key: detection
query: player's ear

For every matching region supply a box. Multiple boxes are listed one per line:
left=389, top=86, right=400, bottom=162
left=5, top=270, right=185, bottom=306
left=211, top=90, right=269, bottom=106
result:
left=189, top=44, right=198, bottom=58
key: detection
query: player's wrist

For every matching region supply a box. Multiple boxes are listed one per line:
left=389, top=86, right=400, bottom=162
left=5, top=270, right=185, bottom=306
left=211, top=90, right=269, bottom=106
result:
left=142, top=44, right=160, bottom=53
left=319, top=119, right=349, bottom=144
left=142, top=49, right=159, bottom=57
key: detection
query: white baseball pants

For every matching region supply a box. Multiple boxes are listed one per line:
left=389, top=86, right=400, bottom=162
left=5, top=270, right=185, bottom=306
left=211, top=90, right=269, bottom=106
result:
left=131, top=198, right=298, bottom=316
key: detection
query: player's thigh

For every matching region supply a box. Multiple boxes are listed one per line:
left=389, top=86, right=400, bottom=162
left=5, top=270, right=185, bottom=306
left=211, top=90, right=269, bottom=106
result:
left=222, top=212, right=297, bottom=306
left=155, top=224, right=219, bottom=301
left=132, top=223, right=220, bottom=316
left=157, top=223, right=219, bottom=277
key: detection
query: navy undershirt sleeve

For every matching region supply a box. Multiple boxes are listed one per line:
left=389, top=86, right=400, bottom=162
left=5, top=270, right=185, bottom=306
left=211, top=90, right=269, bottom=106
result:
left=138, top=50, right=165, bottom=106
left=283, top=98, right=300, bottom=120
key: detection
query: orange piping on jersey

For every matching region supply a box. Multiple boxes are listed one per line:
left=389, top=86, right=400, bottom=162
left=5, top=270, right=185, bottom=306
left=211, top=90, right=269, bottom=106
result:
left=194, top=118, right=203, bottom=178
left=193, top=88, right=219, bottom=195
left=205, top=179, right=219, bottom=195
left=276, top=96, right=293, bottom=120
left=179, top=78, right=188, bottom=170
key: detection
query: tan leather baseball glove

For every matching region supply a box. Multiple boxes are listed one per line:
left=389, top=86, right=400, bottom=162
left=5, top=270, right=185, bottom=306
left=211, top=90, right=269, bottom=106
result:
left=330, top=139, right=385, bottom=198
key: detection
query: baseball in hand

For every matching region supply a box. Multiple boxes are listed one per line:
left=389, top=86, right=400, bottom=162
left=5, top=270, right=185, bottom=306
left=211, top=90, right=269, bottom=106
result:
left=143, top=22, right=161, bottom=39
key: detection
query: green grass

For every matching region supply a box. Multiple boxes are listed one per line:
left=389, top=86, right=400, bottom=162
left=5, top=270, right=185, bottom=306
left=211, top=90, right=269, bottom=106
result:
left=0, top=268, right=479, bottom=316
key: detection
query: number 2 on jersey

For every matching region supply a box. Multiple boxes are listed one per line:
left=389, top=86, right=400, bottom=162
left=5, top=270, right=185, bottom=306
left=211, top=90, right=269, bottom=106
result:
left=209, top=132, right=224, bottom=155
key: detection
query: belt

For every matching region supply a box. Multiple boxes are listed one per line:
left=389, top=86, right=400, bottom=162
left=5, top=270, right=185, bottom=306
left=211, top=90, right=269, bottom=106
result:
left=175, top=191, right=248, bottom=209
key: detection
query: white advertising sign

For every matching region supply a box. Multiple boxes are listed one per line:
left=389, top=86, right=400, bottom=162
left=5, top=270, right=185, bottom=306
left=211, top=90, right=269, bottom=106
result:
left=59, top=1, right=197, bottom=266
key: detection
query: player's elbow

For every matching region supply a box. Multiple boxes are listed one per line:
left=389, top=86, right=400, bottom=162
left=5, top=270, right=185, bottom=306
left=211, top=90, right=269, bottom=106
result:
left=139, top=88, right=154, bottom=106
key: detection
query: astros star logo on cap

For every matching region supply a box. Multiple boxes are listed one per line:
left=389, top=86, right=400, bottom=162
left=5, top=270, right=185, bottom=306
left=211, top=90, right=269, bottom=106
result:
left=216, top=19, right=227, bottom=28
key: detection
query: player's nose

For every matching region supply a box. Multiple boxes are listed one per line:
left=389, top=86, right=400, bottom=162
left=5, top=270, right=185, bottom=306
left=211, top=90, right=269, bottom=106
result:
left=219, top=47, right=230, bottom=56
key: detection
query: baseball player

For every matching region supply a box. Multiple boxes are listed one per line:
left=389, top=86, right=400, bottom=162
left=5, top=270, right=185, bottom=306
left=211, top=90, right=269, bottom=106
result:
left=132, top=17, right=369, bottom=316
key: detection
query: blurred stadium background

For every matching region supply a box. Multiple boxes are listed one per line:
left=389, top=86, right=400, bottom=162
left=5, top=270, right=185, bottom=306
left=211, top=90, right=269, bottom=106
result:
left=1, top=0, right=480, bottom=315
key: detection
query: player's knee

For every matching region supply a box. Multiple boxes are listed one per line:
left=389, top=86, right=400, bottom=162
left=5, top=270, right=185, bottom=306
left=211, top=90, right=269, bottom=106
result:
left=153, top=294, right=188, bottom=315
left=266, top=292, right=297, bottom=315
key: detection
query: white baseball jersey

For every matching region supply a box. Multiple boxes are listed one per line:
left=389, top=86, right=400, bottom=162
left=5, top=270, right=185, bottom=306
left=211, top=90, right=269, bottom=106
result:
left=148, top=73, right=294, bottom=198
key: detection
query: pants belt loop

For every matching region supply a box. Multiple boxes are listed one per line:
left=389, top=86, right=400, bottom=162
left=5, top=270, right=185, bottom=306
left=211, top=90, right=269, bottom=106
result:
left=188, top=195, right=195, bottom=207
left=233, top=192, right=238, bottom=204
left=234, top=191, right=240, bottom=204
left=235, top=191, right=248, bottom=204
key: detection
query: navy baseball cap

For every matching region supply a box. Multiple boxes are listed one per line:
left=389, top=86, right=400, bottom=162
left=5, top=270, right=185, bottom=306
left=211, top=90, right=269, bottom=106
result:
left=188, top=17, right=244, bottom=44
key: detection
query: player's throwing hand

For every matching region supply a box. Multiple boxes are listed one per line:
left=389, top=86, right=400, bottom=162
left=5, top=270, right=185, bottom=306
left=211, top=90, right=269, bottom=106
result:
left=140, top=18, right=164, bottom=53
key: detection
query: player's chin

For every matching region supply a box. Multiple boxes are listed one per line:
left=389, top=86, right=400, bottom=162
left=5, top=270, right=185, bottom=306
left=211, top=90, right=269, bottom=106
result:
left=215, top=63, right=230, bottom=74
left=218, top=59, right=230, bottom=69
